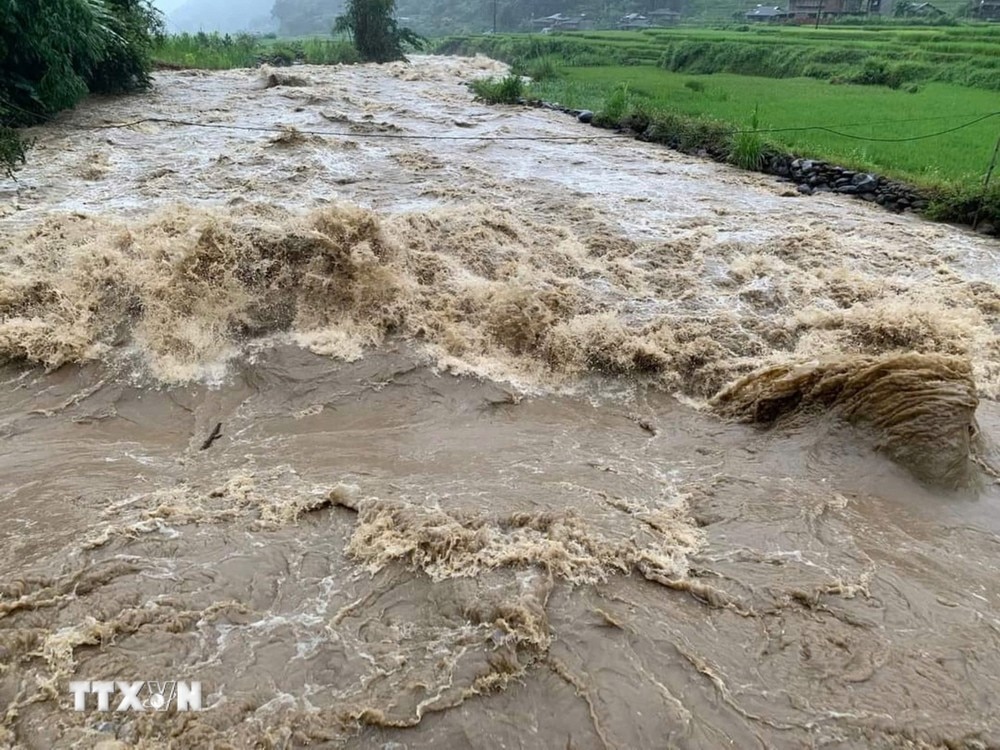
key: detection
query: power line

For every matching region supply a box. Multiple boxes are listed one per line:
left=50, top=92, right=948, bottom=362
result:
left=749, top=111, right=1000, bottom=142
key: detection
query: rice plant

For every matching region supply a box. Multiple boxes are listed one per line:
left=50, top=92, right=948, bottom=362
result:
left=728, top=104, right=766, bottom=171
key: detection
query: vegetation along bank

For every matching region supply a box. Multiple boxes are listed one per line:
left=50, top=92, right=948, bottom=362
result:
left=442, top=26, right=1000, bottom=234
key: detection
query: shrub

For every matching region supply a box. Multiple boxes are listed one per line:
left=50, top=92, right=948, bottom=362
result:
left=470, top=75, right=524, bottom=104
left=526, top=57, right=561, bottom=82
left=595, top=83, right=632, bottom=127
left=925, top=183, right=1000, bottom=229
left=684, top=79, right=706, bottom=93
left=86, top=0, right=164, bottom=95
left=302, top=39, right=361, bottom=65
left=728, top=105, right=765, bottom=171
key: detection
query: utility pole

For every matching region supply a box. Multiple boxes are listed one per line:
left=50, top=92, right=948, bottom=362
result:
left=493, top=0, right=497, bottom=33
left=814, top=0, right=825, bottom=27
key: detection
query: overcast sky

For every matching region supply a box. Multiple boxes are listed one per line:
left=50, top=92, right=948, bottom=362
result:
left=151, top=0, right=187, bottom=12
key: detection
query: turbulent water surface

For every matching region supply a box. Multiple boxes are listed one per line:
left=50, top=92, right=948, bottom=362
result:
left=2, top=56, right=1000, bottom=749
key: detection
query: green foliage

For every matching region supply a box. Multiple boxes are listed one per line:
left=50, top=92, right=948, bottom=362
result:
left=925, top=182, right=1000, bottom=227
left=728, top=104, right=766, bottom=170
left=595, top=82, right=632, bottom=126
left=87, top=0, right=164, bottom=95
left=684, top=79, right=705, bottom=92
left=0, top=0, right=161, bottom=178
left=154, top=32, right=262, bottom=69
left=334, top=0, right=425, bottom=63
left=524, top=57, right=562, bottom=82
left=526, top=64, right=998, bottom=186
left=470, top=74, right=524, bottom=104
left=152, top=34, right=361, bottom=69
left=301, top=39, right=362, bottom=64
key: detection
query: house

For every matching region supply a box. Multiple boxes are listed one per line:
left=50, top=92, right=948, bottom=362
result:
left=973, top=0, right=1000, bottom=18
left=900, top=1, right=947, bottom=14
left=744, top=4, right=791, bottom=20
left=787, top=0, right=862, bottom=18
left=649, top=8, right=683, bottom=24
left=530, top=13, right=589, bottom=31
left=618, top=12, right=653, bottom=28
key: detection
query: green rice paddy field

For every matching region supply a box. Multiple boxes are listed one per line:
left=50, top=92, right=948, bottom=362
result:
left=533, top=66, right=999, bottom=184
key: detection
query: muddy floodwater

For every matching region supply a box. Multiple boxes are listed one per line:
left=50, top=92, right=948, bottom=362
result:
left=2, top=56, right=1000, bottom=749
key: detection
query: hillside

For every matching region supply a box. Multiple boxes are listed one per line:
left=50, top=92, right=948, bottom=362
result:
left=162, top=0, right=276, bottom=33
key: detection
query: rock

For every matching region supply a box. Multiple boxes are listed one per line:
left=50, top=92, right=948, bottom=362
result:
left=263, top=71, right=309, bottom=88
left=577, top=110, right=594, bottom=124
left=976, top=222, right=996, bottom=235
left=860, top=193, right=877, bottom=202
left=797, top=184, right=814, bottom=195
left=834, top=178, right=851, bottom=188
left=851, top=173, right=878, bottom=193
left=834, top=185, right=858, bottom=194
left=800, top=159, right=816, bottom=172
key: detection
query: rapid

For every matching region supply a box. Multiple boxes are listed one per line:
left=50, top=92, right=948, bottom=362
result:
left=1, top=56, right=999, bottom=749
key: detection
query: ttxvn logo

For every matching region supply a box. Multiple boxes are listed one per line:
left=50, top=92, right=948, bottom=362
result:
left=69, top=681, right=202, bottom=712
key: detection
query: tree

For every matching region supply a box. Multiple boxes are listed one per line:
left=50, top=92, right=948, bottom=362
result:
left=334, top=0, right=424, bottom=63
left=0, top=0, right=162, bottom=177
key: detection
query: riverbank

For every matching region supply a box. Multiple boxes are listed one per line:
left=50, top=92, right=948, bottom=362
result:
left=438, top=29, right=1000, bottom=233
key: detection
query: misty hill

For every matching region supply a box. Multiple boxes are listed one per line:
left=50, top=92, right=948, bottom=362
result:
left=163, top=0, right=277, bottom=33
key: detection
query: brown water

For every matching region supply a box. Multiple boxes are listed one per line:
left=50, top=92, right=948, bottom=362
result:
left=2, top=57, right=1000, bottom=749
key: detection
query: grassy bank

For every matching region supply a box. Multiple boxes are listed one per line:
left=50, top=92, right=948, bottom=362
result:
left=444, top=27, right=1000, bottom=231
left=531, top=66, right=998, bottom=185
left=153, top=33, right=360, bottom=69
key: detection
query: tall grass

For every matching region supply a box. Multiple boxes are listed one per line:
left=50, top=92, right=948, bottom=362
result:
left=154, top=32, right=262, bottom=69
left=729, top=105, right=766, bottom=171
left=470, top=75, right=525, bottom=104
left=595, top=83, right=633, bottom=126
left=301, top=39, right=361, bottom=65
left=153, top=33, right=360, bottom=69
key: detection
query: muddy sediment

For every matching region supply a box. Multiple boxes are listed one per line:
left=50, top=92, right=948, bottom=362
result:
left=2, top=56, right=1000, bottom=749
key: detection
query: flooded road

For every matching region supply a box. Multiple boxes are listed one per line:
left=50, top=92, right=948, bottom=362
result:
left=1, top=56, right=999, bottom=749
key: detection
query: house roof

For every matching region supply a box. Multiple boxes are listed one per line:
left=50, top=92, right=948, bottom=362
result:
left=745, top=5, right=788, bottom=14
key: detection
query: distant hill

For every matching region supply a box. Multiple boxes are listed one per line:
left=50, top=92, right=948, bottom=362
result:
left=161, top=0, right=277, bottom=33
